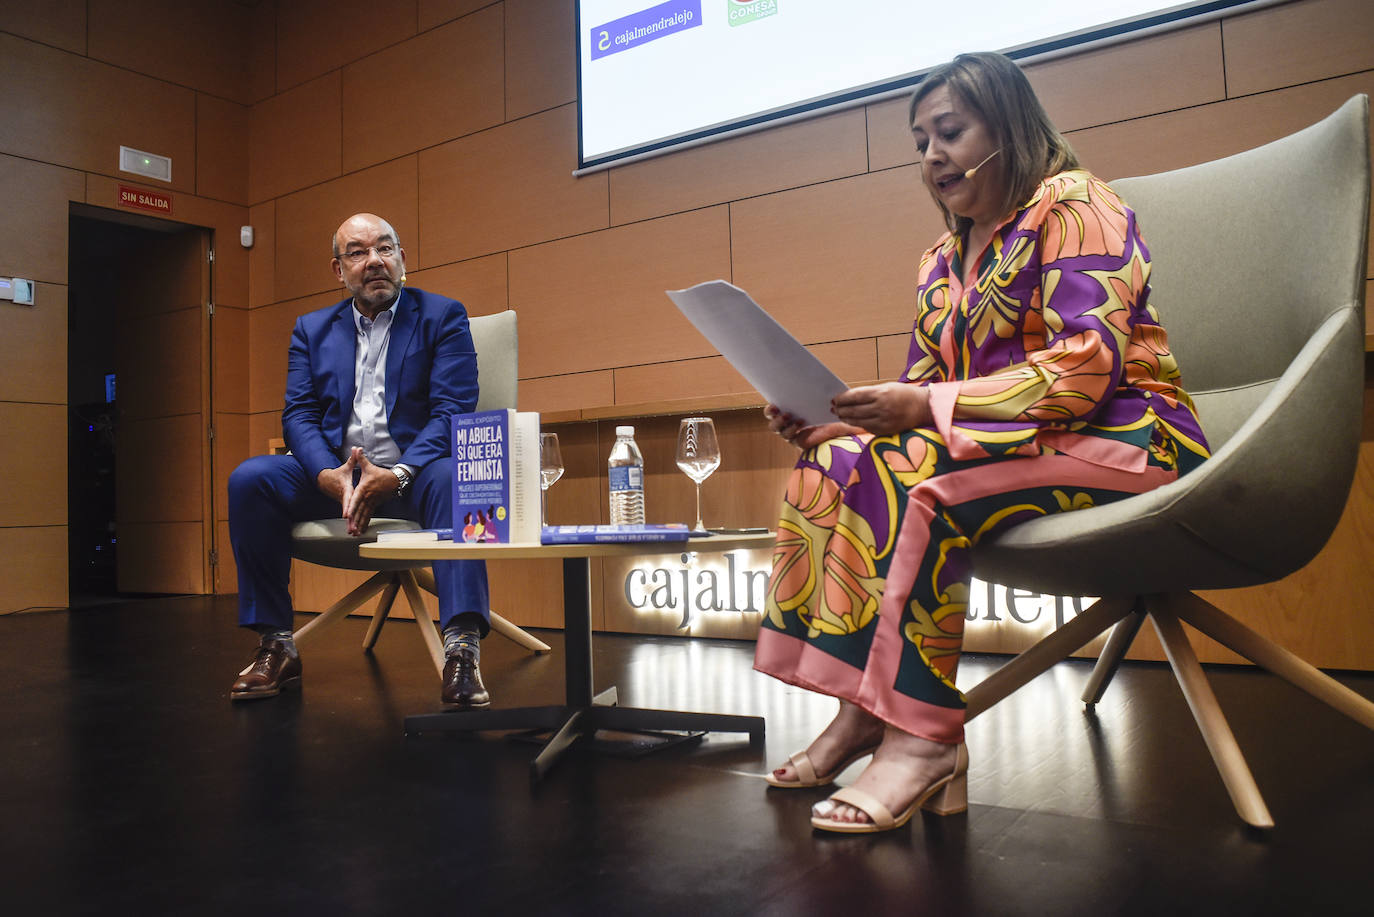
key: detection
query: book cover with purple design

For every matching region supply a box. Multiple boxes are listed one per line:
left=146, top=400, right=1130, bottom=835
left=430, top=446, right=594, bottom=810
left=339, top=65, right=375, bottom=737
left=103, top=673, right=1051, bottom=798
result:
left=452, top=409, right=540, bottom=545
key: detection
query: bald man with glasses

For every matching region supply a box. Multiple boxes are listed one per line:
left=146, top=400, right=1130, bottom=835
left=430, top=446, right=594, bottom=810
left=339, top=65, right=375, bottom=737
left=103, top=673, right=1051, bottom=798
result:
left=227, top=213, right=491, bottom=708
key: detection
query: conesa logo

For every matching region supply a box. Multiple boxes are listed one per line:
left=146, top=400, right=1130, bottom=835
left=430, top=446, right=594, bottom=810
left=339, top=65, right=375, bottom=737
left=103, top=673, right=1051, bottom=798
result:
left=728, top=0, right=777, bottom=28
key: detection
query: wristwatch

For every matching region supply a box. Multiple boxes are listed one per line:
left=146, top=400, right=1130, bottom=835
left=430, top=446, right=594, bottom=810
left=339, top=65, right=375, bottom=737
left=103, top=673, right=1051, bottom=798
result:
left=391, top=464, right=414, bottom=497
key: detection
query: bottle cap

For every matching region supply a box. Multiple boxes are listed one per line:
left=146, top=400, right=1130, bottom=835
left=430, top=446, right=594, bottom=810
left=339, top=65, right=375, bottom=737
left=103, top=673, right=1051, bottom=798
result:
left=615, top=425, right=635, bottom=436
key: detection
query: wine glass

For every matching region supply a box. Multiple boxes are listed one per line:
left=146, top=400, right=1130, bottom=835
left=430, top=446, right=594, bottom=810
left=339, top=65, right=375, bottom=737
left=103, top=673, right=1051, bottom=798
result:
left=676, top=417, right=721, bottom=532
left=539, top=432, right=564, bottom=526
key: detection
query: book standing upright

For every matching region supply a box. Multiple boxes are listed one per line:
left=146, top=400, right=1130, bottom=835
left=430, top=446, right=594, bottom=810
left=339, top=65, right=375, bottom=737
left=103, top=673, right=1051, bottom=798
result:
left=451, top=409, right=541, bottom=545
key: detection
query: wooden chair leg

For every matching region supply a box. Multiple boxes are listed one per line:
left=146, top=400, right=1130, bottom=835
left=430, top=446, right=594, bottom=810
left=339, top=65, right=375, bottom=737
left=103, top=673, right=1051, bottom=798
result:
left=1081, top=606, right=1146, bottom=706
left=362, top=577, right=402, bottom=651
left=965, top=595, right=1135, bottom=721
left=293, top=572, right=392, bottom=646
left=412, top=566, right=552, bottom=655
left=489, top=613, right=553, bottom=654
left=1167, top=591, right=1374, bottom=731
left=1148, top=600, right=1274, bottom=829
left=399, top=570, right=446, bottom=677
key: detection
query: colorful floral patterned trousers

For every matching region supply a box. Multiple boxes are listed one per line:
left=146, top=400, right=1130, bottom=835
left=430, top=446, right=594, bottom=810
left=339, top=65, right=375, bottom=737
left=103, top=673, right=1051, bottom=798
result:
left=753, top=428, right=1181, bottom=744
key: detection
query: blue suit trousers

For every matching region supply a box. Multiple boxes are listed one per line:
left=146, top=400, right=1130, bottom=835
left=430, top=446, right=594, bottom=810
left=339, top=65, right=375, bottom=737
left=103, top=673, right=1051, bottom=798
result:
left=228, top=454, right=489, bottom=633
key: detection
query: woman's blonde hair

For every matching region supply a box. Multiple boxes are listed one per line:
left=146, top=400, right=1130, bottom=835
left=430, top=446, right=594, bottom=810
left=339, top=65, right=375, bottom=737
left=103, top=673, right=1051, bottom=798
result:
left=908, top=52, right=1079, bottom=234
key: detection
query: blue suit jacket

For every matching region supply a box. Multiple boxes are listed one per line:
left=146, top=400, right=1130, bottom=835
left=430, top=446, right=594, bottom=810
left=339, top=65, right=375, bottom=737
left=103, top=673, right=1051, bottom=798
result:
left=282, top=286, right=478, bottom=478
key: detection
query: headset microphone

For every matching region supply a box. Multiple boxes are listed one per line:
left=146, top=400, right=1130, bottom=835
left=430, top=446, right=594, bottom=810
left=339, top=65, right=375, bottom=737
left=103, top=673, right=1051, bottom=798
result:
left=964, top=148, right=1001, bottom=180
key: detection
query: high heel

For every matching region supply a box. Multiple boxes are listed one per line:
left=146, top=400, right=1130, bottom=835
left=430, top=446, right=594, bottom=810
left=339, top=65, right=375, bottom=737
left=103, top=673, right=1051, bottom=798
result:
left=811, top=742, right=968, bottom=833
left=764, top=743, right=880, bottom=789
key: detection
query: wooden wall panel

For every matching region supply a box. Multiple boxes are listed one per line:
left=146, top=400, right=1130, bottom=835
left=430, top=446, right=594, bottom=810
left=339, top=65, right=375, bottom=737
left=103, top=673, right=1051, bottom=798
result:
left=196, top=95, right=250, bottom=206
left=1068, top=72, right=1374, bottom=270
left=214, top=305, right=250, bottom=415
left=534, top=419, right=602, bottom=525
left=0, top=154, right=85, bottom=284
left=487, top=558, right=569, bottom=629
left=0, top=286, right=67, bottom=404
left=341, top=7, right=504, bottom=173
left=505, top=0, right=577, bottom=121
left=813, top=339, right=883, bottom=387
left=611, top=339, right=880, bottom=406
left=118, top=521, right=204, bottom=594
left=248, top=411, right=283, bottom=458
left=731, top=166, right=933, bottom=344
left=419, top=104, right=609, bottom=263
left=867, top=96, right=920, bottom=173
left=1027, top=24, right=1224, bottom=134
left=419, top=0, right=493, bottom=32
left=868, top=24, right=1226, bottom=174
left=0, top=527, right=69, bottom=613
left=117, top=414, right=203, bottom=523
left=508, top=206, right=731, bottom=377
left=1069, top=71, right=1374, bottom=182
left=87, top=0, right=255, bottom=105
left=0, top=0, right=86, bottom=54
left=406, top=254, right=509, bottom=317
left=1223, top=0, right=1374, bottom=97
left=248, top=291, right=339, bottom=414
left=245, top=2, right=277, bottom=105
left=613, top=357, right=751, bottom=406
left=272, top=158, right=420, bottom=302
left=248, top=72, right=342, bottom=206
left=877, top=333, right=915, bottom=381
left=275, top=0, right=419, bottom=92
left=213, top=412, right=245, bottom=596
left=214, top=412, right=248, bottom=525
left=248, top=201, right=276, bottom=308
left=0, top=33, right=197, bottom=192
left=520, top=372, right=615, bottom=415
left=609, top=107, right=870, bottom=226
left=0, top=404, right=67, bottom=526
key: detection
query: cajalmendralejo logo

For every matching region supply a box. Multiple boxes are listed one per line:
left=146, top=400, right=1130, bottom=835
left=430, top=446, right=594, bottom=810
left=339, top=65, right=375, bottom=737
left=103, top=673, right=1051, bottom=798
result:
left=590, top=1, right=702, bottom=60
left=728, top=0, right=777, bottom=27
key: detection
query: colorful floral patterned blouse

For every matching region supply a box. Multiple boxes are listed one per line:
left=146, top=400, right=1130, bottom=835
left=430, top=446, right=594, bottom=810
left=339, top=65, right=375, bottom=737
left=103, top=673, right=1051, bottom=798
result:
left=906, top=169, right=1210, bottom=473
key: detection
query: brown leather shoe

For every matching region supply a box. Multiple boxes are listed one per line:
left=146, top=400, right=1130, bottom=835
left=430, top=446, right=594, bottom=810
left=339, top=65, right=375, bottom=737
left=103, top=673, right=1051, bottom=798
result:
left=230, top=638, right=302, bottom=701
left=441, top=648, right=490, bottom=708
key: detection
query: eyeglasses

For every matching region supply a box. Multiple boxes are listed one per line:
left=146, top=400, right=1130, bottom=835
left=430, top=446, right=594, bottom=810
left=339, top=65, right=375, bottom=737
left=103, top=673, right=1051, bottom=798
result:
left=338, top=244, right=398, bottom=264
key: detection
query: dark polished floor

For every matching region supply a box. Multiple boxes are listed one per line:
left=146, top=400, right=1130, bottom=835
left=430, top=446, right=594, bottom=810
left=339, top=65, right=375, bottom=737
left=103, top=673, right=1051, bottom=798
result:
left=3, top=596, right=1372, bottom=916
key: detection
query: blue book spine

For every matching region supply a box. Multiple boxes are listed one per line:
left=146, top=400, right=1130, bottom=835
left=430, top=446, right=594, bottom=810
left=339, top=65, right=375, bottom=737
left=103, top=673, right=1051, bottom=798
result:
left=540, top=525, right=692, bottom=544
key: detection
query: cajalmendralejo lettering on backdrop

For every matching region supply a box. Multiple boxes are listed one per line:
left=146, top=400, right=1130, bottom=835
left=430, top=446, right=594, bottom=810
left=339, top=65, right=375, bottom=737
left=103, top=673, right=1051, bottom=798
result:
left=625, top=551, right=767, bottom=629
left=621, top=550, right=1095, bottom=634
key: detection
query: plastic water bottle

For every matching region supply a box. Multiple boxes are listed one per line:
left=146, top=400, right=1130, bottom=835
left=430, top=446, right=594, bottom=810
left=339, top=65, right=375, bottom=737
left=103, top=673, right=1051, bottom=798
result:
left=608, top=425, right=645, bottom=525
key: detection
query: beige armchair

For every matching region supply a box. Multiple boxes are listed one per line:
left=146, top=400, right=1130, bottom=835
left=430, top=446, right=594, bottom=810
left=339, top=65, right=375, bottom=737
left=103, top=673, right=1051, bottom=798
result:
left=964, top=96, right=1373, bottom=828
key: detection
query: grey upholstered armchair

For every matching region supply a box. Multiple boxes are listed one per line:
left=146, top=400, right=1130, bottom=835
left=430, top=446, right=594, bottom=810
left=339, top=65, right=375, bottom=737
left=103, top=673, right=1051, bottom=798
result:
left=964, top=95, right=1373, bottom=828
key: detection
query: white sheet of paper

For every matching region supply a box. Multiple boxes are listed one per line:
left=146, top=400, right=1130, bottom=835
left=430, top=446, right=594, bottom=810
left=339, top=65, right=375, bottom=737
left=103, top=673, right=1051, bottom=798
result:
left=666, top=280, right=847, bottom=427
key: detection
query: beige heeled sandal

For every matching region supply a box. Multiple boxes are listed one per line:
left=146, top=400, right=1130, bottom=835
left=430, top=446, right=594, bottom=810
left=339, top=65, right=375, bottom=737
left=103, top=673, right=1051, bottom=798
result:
left=764, top=744, right=881, bottom=789
left=810, top=742, right=968, bottom=834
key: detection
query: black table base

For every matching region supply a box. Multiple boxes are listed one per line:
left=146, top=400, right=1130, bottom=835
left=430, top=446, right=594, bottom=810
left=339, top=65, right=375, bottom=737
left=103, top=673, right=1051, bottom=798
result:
left=404, top=556, right=766, bottom=783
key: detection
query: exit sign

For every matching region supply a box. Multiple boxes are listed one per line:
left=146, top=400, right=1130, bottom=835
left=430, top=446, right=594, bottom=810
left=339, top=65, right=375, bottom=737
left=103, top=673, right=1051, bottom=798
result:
left=118, top=185, right=173, bottom=215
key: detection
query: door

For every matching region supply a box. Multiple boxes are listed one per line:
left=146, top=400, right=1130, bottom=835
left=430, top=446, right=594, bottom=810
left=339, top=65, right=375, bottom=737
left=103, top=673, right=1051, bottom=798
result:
left=111, top=226, right=214, bottom=594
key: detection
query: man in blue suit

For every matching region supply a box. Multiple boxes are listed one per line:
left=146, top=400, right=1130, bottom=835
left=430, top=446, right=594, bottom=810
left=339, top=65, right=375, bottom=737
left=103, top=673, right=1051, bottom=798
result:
left=227, top=213, right=491, bottom=707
